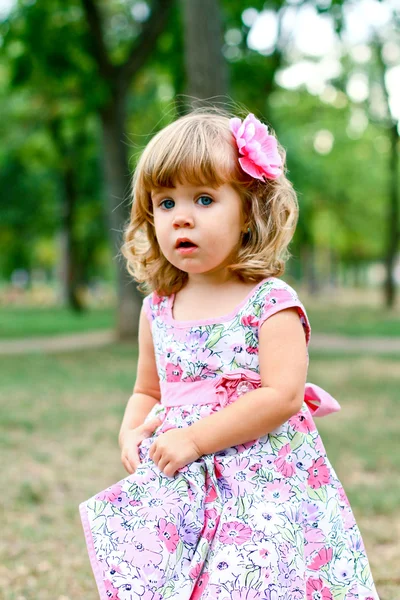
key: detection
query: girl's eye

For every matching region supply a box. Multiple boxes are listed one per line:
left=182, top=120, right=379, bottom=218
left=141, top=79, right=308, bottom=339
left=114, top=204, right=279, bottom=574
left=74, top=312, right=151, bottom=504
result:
left=160, top=199, right=175, bottom=210
left=197, top=195, right=213, bottom=206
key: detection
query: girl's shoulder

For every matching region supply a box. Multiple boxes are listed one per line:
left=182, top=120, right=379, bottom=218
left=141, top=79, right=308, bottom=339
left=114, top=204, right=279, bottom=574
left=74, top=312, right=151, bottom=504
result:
left=252, top=277, right=311, bottom=346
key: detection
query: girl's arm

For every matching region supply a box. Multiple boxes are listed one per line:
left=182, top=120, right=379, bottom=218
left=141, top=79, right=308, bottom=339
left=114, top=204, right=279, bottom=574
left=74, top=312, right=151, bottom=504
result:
left=118, top=307, right=161, bottom=448
left=188, top=307, right=308, bottom=455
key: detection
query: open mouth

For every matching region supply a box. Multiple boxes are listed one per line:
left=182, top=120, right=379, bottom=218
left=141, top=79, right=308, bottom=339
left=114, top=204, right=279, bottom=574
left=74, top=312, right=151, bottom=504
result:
left=177, top=241, right=197, bottom=248
left=176, top=238, right=198, bottom=249
left=175, top=238, right=198, bottom=254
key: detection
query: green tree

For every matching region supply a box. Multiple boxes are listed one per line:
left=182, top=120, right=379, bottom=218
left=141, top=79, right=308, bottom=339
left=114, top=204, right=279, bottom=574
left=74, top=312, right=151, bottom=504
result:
left=1, top=0, right=107, bottom=309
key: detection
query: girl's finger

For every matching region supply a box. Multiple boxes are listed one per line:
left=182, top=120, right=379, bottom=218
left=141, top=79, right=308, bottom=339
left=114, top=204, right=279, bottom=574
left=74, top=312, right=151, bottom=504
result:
left=148, top=441, right=156, bottom=460
left=122, top=450, right=138, bottom=474
left=151, top=447, right=161, bottom=465
left=163, top=462, right=175, bottom=478
left=128, top=451, right=140, bottom=470
left=122, top=457, right=133, bottom=474
left=141, top=418, right=162, bottom=436
left=157, top=456, right=169, bottom=473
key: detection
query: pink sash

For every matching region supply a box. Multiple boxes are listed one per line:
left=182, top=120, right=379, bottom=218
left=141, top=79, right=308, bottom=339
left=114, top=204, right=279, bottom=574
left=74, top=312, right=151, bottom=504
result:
left=160, top=369, right=340, bottom=417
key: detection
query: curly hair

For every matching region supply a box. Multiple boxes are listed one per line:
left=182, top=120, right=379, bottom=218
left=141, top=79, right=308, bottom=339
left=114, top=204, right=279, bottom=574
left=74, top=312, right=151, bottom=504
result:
left=121, top=108, right=298, bottom=296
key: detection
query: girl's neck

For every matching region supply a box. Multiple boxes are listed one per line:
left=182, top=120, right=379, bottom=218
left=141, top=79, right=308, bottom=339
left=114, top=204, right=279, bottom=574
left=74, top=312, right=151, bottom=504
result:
left=170, top=276, right=269, bottom=323
left=184, top=268, right=239, bottom=291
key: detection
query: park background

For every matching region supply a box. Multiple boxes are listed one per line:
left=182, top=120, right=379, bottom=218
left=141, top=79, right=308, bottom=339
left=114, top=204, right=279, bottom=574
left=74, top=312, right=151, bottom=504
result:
left=0, top=0, right=399, bottom=598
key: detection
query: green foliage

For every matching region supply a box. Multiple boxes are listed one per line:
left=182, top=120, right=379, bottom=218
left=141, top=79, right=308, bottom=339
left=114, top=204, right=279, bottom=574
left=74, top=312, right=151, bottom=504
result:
left=0, top=0, right=398, bottom=285
left=0, top=0, right=109, bottom=279
left=270, top=89, right=388, bottom=260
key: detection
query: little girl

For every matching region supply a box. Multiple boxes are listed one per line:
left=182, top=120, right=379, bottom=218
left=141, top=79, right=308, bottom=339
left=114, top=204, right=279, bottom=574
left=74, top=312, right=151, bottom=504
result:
left=79, top=110, right=379, bottom=600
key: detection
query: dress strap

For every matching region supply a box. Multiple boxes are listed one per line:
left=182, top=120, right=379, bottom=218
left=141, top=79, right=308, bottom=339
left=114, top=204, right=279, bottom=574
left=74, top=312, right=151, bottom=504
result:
left=257, top=279, right=311, bottom=346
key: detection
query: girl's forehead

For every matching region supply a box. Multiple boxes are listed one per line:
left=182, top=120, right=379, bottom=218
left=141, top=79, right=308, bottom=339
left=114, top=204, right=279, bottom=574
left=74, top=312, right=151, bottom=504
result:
left=150, top=182, right=223, bottom=198
left=142, top=150, right=237, bottom=192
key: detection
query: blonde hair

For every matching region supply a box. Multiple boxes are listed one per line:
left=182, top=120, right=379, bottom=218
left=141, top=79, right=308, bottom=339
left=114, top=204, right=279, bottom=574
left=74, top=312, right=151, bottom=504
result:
left=121, top=108, right=298, bottom=296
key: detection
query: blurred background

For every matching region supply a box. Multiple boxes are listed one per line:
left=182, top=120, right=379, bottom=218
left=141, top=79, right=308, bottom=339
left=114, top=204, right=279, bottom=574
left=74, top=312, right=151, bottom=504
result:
left=0, top=0, right=399, bottom=599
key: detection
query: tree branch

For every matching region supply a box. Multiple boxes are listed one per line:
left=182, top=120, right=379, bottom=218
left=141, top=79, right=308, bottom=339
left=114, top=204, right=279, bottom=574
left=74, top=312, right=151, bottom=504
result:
left=374, top=36, right=395, bottom=126
left=81, top=0, right=114, bottom=80
left=118, top=0, right=174, bottom=90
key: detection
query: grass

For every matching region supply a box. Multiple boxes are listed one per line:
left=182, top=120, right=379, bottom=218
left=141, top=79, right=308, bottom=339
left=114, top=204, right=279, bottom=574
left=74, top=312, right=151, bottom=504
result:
left=305, top=304, right=400, bottom=338
left=0, top=343, right=136, bottom=600
left=0, top=306, right=115, bottom=339
left=0, top=345, right=398, bottom=599
left=1, top=286, right=400, bottom=340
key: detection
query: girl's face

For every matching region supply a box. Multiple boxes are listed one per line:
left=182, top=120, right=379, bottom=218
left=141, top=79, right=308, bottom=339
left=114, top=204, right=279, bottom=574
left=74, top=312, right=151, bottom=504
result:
left=151, top=182, right=245, bottom=278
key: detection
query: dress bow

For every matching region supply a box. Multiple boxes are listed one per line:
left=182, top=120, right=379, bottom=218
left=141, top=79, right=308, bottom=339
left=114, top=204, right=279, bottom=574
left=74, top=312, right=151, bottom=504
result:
left=214, top=369, right=341, bottom=417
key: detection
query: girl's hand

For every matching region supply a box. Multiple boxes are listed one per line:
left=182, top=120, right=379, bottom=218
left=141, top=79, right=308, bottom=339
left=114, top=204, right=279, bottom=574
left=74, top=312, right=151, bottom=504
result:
left=149, top=427, right=202, bottom=477
left=120, top=417, right=163, bottom=474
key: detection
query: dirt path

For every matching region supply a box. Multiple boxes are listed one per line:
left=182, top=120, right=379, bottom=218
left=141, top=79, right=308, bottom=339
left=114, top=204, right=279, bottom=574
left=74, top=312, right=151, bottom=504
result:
left=1, top=330, right=400, bottom=354
left=310, top=333, right=400, bottom=353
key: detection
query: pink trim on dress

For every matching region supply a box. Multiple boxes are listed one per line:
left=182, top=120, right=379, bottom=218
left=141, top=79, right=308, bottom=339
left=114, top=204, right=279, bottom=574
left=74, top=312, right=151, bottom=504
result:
left=79, top=503, right=108, bottom=600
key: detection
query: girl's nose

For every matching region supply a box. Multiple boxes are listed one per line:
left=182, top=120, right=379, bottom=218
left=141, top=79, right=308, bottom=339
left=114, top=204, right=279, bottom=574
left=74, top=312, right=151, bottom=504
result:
left=172, top=214, right=194, bottom=228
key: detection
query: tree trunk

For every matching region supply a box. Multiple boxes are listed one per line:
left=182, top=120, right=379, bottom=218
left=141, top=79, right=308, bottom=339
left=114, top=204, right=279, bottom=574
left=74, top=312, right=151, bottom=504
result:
left=353, top=261, right=363, bottom=288
left=329, top=248, right=338, bottom=289
left=302, top=245, right=319, bottom=296
left=81, top=0, right=175, bottom=339
left=181, top=0, right=229, bottom=107
left=374, top=38, right=399, bottom=308
left=49, top=119, right=84, bottom=312
left=59, top=163, right=85, bottom=312
left=384, top=123, right=399, bottom=308
left=101, top=97, right=142, bottom=339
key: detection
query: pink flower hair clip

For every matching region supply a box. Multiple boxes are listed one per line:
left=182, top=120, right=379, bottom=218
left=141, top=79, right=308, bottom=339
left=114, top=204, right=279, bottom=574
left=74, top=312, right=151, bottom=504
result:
left=230, top=113, right=283, bottom=181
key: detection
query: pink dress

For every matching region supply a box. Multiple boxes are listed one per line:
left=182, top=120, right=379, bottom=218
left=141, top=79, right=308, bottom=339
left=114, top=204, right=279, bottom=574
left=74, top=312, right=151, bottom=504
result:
left=79, top=277, right=379, bottom=600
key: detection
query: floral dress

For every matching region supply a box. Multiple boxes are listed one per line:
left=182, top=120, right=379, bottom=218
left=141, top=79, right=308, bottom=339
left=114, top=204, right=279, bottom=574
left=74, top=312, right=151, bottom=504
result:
left=79, top=277, right=379, bottom=600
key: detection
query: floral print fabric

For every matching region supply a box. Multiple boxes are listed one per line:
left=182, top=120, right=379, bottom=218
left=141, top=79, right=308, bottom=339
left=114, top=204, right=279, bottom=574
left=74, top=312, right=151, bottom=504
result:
left=79, top=277, right=379, bottom=600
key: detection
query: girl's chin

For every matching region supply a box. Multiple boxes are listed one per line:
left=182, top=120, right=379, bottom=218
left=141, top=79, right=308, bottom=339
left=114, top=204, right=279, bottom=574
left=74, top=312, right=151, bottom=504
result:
left=173, top=263, right=220, bottom=275
left=165, top=253, right=229, bottom=275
